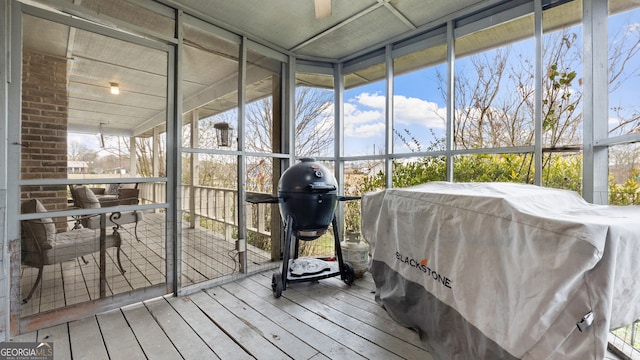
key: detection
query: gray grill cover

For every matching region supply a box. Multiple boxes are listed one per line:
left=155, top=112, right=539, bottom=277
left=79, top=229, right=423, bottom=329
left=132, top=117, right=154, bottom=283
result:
left=362, top=182, right=640, bottom=359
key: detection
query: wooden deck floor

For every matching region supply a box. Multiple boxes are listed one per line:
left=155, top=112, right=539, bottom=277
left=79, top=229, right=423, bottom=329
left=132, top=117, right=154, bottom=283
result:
left=20, top=212, right=273, bottom=317
left=12, top=268, right=627, bottom=359
left=12, top=271, right=435, bottom=360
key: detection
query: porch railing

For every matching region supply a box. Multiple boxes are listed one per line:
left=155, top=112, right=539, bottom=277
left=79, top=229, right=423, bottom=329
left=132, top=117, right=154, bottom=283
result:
left=610, top=320, right=640, bottom=359
left=138, top=182, right=272, bottom=240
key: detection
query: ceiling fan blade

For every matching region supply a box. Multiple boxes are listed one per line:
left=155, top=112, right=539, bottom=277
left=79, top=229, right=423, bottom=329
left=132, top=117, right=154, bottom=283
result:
left=314, top=0, right=332, bottom=19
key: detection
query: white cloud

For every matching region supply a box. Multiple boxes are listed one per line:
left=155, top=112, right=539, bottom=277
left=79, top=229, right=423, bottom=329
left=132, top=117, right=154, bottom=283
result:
left=344, top=98, right=385, bottom=138
left=345, top=108, right=383, bottom=125
left=608, top=116, right=621, bottom=125
left=314, top=102, right=335, bottom=134
left=345, top=122, right=385, bottom=138
left=315, top=114, right=334, bottom=136
left=347, top=92, right=446, bottom=128
left=393, top=95, right=446, bottom=129
left=340, top=91, right=450, bottom=140
left=626, top=23, right=640, bottom=33
left=356, top=92, right=386, bottom=109
left=344, top=100, right=383, bottom=123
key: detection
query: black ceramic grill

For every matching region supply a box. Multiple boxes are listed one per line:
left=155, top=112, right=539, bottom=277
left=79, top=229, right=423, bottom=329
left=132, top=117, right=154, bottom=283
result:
left=277, top=158, right=339, bottom=240
left=247, top=157, right=359, bottom=297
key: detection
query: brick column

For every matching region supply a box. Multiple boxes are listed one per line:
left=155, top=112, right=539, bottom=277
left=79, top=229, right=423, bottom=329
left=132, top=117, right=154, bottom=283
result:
left=21, top=50, right=68, bottom=229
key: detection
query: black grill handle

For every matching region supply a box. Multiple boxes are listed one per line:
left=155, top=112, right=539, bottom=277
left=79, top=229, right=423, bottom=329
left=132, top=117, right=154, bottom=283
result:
left=246, top=193, right=280, bottom=204
left=307, top=183, right=337, bottom=192
left=338, top=196, right=361, bottom=201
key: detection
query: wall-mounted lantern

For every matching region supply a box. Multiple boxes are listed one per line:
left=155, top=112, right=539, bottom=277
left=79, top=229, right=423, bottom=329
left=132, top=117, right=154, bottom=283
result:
left=214, top=122, right=234, bottom=147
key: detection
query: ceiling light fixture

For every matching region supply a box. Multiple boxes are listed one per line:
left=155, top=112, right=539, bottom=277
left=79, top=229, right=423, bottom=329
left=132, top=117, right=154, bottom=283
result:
left=110, top=82, right=120, bottom=95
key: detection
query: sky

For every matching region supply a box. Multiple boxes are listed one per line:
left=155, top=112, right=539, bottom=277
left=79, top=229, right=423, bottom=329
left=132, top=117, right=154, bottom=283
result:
left=344, top=67, right=447, bottom=156
left=68, top=132, right=116, bottom=159
left=69, top=133, right=101, bottom=148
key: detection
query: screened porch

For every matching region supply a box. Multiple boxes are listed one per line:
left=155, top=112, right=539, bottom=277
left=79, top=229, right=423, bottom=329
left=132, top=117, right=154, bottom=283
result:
left=6, top=0, right=640, bottom=358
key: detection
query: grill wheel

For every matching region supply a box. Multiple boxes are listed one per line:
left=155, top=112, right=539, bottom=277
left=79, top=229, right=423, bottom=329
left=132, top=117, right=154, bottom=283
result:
left=272, top=272, right=284, bottom=298
left=342, top=263, right=355, bottom=285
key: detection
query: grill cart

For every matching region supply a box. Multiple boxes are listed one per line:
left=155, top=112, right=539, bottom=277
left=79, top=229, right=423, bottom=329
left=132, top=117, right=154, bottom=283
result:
left=247, top=158, right=359, bottom=298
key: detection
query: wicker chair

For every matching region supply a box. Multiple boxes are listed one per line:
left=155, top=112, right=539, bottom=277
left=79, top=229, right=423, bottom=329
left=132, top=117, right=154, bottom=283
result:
left=20, top=198, right=125, bottom=304
left=85, top=183, right=140, bottom=207
left=69, top=185, right=143, bottom=241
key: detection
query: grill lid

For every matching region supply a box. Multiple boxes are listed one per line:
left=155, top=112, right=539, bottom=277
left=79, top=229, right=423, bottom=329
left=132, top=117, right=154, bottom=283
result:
left=245, top=157, right=359, bottom=241
left=277, top=158, right=339, bottom=239
left=278, top=157, right=337, bottom=194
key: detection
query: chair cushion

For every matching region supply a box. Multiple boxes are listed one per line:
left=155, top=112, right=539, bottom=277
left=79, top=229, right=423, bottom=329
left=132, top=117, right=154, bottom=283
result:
left=22, top=228, right=120, bottom=266
left=96, top=194, right=119, bottom=207
left=74, top=185, right=101, bottom=209
left=20, top=199, right=55, bottom=251
left=106, top=183, right=120, bottom=195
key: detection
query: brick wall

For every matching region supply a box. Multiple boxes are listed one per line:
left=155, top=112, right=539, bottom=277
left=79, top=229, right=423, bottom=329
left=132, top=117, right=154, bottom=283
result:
left=21, top=50, right=68, bottom=220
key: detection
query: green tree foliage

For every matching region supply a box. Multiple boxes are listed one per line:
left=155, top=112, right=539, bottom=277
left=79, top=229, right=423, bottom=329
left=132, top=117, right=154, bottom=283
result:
left=361, top=153, right=583, bottom=193
left=609, top=169, right=640, bottom=205
left=361, top=150, right=640, bottom=206
left=540, top=154, right=582, bottom=191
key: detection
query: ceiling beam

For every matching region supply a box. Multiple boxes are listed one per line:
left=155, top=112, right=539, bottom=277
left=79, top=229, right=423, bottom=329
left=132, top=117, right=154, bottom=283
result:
left=379, top=0, right=416, bottom=30
left=133, top=62, right=275, bottom=136
left=289, top=2, right=385, bottom=53
left=68, top=123, right=134, bottom=137
left=337, top=0, right=507, bottom=63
